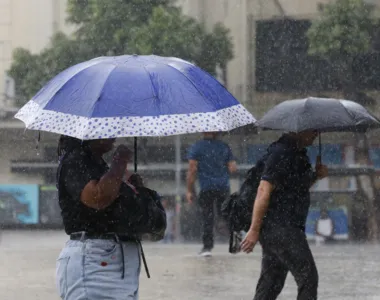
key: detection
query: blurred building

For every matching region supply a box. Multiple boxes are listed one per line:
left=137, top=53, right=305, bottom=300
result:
left=3, top=0, right=379, bottom=110
left=178, top=0, right=339, bottom=106
left=0, top=0, right=379, bottom=187
left=0, top=0, right=73, bottom=110
left=0, top=0, right=73, bottom=184
left=179, top=0, right=380, bottom=113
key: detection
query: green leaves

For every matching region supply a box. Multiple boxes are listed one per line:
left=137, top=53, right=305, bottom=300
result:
left=8, top=33, right=93, bottom=104
left=9, top=0, right=233, bottom=104
left=306, top=0, right=378, bottom=105
left=8, top=48, right=41, bottom=106
left=307, top=0, right=375, bottom=59
left=197, top=23, right=234, bottom=76
left=128, top=7, right=203, bottom=60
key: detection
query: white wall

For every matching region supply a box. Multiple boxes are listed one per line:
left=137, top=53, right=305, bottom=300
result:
left=0, top=0, right=73, bottom=107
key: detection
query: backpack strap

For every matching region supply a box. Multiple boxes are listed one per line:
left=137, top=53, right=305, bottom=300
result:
left=125, top=182, right=139, bottom=194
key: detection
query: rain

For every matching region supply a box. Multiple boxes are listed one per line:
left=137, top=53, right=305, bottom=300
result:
left=1, top=0, right=380, bottom=299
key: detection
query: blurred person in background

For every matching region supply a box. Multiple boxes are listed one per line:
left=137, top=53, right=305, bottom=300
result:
left=186, top=132, right=237, bottom=256
left=315, top=206, right=334, bottom=246
left=55, top=136, right=166, bottom=300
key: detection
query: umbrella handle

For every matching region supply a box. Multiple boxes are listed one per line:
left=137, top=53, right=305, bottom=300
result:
left=134, top=137, right=138, bottom=173
left=317, top=133, right=322, bottom=165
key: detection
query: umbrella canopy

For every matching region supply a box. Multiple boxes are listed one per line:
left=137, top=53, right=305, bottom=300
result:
left=257, top=97, right=380, bottom=133
left=15, top=55, right=256, bottom=140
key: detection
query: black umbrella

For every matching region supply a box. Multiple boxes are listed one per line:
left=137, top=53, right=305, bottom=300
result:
left=257, top=97, right=380, bottom=157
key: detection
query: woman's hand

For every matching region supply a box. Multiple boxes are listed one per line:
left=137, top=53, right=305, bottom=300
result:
left=113, top=144, right=133, bottom=162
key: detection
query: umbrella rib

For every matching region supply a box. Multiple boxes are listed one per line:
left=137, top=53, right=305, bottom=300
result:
left=150, top=61, right=208, bottom=104
left=140, top=64, right=158, bottom=100
left=138, top=58, right=198, bottom=114
left=295, top=100, right=307, bottom=133
left=34, top=59, right=114, bottom=108
left=338, top=100, right=357, bottom=122
left=338, top=99, right=380, bottom=130
left=337, top=100, right=371, bottom=131
left=81, top=64, right=118, bottom=139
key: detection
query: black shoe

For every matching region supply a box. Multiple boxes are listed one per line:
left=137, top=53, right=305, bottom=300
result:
left=229, top=231, right=242, bottom=254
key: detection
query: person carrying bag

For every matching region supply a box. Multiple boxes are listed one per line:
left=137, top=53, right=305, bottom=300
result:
left=55, top=135, right=166, bottom=300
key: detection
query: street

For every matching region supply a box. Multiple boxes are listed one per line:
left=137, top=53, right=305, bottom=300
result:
left=0, top=230, right=379, bottom=300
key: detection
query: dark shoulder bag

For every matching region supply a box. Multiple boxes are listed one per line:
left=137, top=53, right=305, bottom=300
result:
left=116, top=183, right=167, bottom=240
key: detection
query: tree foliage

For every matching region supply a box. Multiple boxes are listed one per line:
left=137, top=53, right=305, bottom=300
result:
left=307, top=0, right=374, bottom=58
left=9, top=0, right=233, bottom=103
left=308, top=0, right=380, bottom=241
left=8, top=33, right=92, bottom=106
left=127, top=6, right=204, bottom=61
left=307, top=0, right=377, bottom=105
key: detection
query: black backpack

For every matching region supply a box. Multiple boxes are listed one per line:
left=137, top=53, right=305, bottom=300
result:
left=221, top=154, right=268, bottom=232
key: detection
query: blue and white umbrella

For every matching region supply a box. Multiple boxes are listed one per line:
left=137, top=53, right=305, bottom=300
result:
left=15, top=55, right=256, bottom=140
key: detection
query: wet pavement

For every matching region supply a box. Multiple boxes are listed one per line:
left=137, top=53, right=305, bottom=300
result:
left=0, top=230, right=380, bottom=300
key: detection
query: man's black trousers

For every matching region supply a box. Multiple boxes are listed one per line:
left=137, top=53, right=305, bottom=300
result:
left=253, top=226, right=318, bottom=300
left=198, top=189, right=228, bottom=250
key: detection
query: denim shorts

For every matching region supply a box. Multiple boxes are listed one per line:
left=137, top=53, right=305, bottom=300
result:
left=56, top=238, right=141, bottom=300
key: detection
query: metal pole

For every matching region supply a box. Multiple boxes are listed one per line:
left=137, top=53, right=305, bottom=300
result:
left=174, top=135, right=182, bottom=242
left=134, top=137, right=137, bottom=173
left=318, top=132, right=322, bottom=163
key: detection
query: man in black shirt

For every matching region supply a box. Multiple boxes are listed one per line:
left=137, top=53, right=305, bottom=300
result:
left=241, top=131, right=328, bottom=300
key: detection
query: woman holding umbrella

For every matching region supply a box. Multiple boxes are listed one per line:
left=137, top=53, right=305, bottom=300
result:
left=14, top=54, right=256, bottom=300
left=55, top=135, right=166, bottom=300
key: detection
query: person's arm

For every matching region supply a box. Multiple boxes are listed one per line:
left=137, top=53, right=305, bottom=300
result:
left=249, top=152, right=288, bottom=233
left=248, top=180, right=275, bottom=233
left=241, top=150, right=288, bottom=253
left=64, top=145, right=132, bottom=210
left=226, top=145, right=237, bottom=174
left=241, top=180, right=275, bottom=253
left=186, top=159, right=198, bottom=194
left=310, top=156, right=328, bottom=187
left=227, top=161, right=237, bottom=174
left=186, top=144, right=199, bottom=203
left=81, top=159, right=127, bottom=210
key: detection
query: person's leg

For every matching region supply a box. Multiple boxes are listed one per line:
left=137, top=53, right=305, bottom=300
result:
left=215, top=190, right=229, bottom=237
left=56, top=240, right=88, bottom=300
left=272, top=228, right=319, bottom=300
left=215, top=190, right=228, bottom=215
left=121, top=242, right=142, bottom=300
left=315, top=235, right=325, bottom=246
left=83, top=240, right=141, bottom=300
left=198, top=190, right=215, bottom=252
left=253, top=246, right=288, bottom=300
